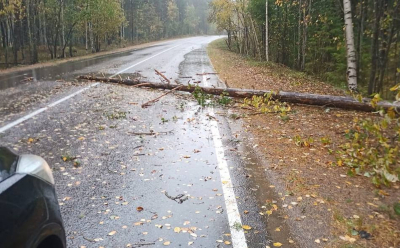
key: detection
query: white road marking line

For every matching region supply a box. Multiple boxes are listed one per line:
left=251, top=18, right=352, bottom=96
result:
left=201, top=55, right=248, bottom=248
left=110, top=44, right=181, bottom=78
left=0, top=83, right=99, bottom=133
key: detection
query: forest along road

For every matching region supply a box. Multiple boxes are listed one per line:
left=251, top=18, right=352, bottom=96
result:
left=0, top=36, right=287, bottom=248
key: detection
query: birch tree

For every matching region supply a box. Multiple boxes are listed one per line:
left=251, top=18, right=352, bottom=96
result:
left=343, top=0, right=357, bottom=92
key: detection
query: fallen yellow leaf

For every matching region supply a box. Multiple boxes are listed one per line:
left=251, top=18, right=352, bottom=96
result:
left=174, top=227, right=181, bottom=233
left=108, top=231, right=117, bottom=236
left=273, top=242, right=283, bottom=247
left=224, top=241, right=231, bottom=245
left=242, top=225, right=252, bottom=230
left=163, top=241, right=171, bottom=246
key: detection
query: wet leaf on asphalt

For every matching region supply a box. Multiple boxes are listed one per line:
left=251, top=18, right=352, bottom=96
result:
left=242, top=225, right=252, bottom=230
left=136, top=206, right=144, bottom=212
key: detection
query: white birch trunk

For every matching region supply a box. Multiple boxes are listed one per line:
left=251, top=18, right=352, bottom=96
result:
left=265, top=0, right=269, bottom=61
left=343, top=0, right=358, bottom=91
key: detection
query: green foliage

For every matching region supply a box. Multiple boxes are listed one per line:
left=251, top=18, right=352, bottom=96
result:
left=242, top=93, right=291, bottom=114
left=337, top=86, right=400, bottom=187
left=218, top=91, right=232, bottom=106
left=192, top=86, right=212, bottom=107
left=105, top=111, right=127, bottom=120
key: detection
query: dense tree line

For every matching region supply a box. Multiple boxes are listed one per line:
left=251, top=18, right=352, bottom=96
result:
left=209, top=0, right=400, bottom=97
left=0, top=0, right=212, bottom=68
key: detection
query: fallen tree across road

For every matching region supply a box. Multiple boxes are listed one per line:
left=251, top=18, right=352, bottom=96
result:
left=77, top=75, right=400, bottom=112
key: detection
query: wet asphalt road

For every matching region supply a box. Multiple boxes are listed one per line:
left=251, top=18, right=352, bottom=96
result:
left=0, top=36, right=294, bottom=248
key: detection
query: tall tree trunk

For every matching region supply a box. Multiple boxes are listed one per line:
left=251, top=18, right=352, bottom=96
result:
left=27, top=0, right=34, bottom=64
left=1, top=21, right=8, bottom=68
left=265, top=0, right=269, bottom=61
left=297, top=0, right=302, bottom=69
left=368, top=0, right=382, bottom=95
left=356, top=0, right=366, bottom=82
left=85, top=21, right=88, bottom=50
left=343, top=0, right=358, bottom=92
left=377, top=3, right=399, bottom=94
left=89, top=22, right=95, bottom=53
left=61, top=0, right=65, bottom=58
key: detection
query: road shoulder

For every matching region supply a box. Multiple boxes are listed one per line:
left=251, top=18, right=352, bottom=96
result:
left=207, top=38, right=400, bottom=248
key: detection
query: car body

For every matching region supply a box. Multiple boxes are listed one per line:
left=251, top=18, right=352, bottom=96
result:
left=0, top=147, right=66, bottom=248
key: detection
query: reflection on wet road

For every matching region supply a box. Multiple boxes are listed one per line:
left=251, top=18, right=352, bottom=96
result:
left=0, top=36, right=291, bottom=248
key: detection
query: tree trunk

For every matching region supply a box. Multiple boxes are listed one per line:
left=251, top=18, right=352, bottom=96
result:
left=297, top=0, right=302, bottom=69
left=27, top=0, right=33, bottom=64
left=356, top=0, right=366, bottom=82
left=368, top=0, right=382, bottom=95
left=343, top=0, right=357, bottom=92
left=265, top=0, right=269, bottom=61
left=89, top=22, right=95, bottom=53
left=61, top=0, right=65, bottom=58
left=77, top=75, right=400, bottom=112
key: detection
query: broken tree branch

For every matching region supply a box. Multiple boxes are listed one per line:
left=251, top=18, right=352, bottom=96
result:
left=141, top=85, right=183, bottom=108
left=77, top=75, right=400, bottom=112
left=196, top=72, right=219, bottom=75
left=154, top=69, right=170, bottom=84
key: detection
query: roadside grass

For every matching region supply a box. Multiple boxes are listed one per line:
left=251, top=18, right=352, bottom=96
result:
left=207, top=38, right=400, bottom=247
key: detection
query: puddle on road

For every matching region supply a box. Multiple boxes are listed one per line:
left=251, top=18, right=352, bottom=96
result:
left=238, top=141, right=295, bottom=247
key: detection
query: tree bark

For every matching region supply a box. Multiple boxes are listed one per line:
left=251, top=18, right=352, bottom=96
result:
left=77, top=75, right=400, bottom=112
left=265, top=0, right=269, bottom=61
left=343, top=0, right=357, bottom=92
left=297, top=0, right=302, bottom=69
left=368, top=0, right=382, bottom=95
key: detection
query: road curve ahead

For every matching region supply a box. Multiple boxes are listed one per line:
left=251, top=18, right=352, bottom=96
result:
left=0, top=36, right=290, bottom=248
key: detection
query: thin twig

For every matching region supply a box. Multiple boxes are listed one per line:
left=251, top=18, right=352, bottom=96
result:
left=82, top=236, right=96, bottom=243
left=128, top=130, right=173, bottom=136
left=154, top=69, right=171, bottom=84
left=141, top=85, right=183, bottom=108
left=133, top=83, right=152, bottom=88
left=196, top=72, right=218, bottom=75
left=132, top=242, right=156, bottom=247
